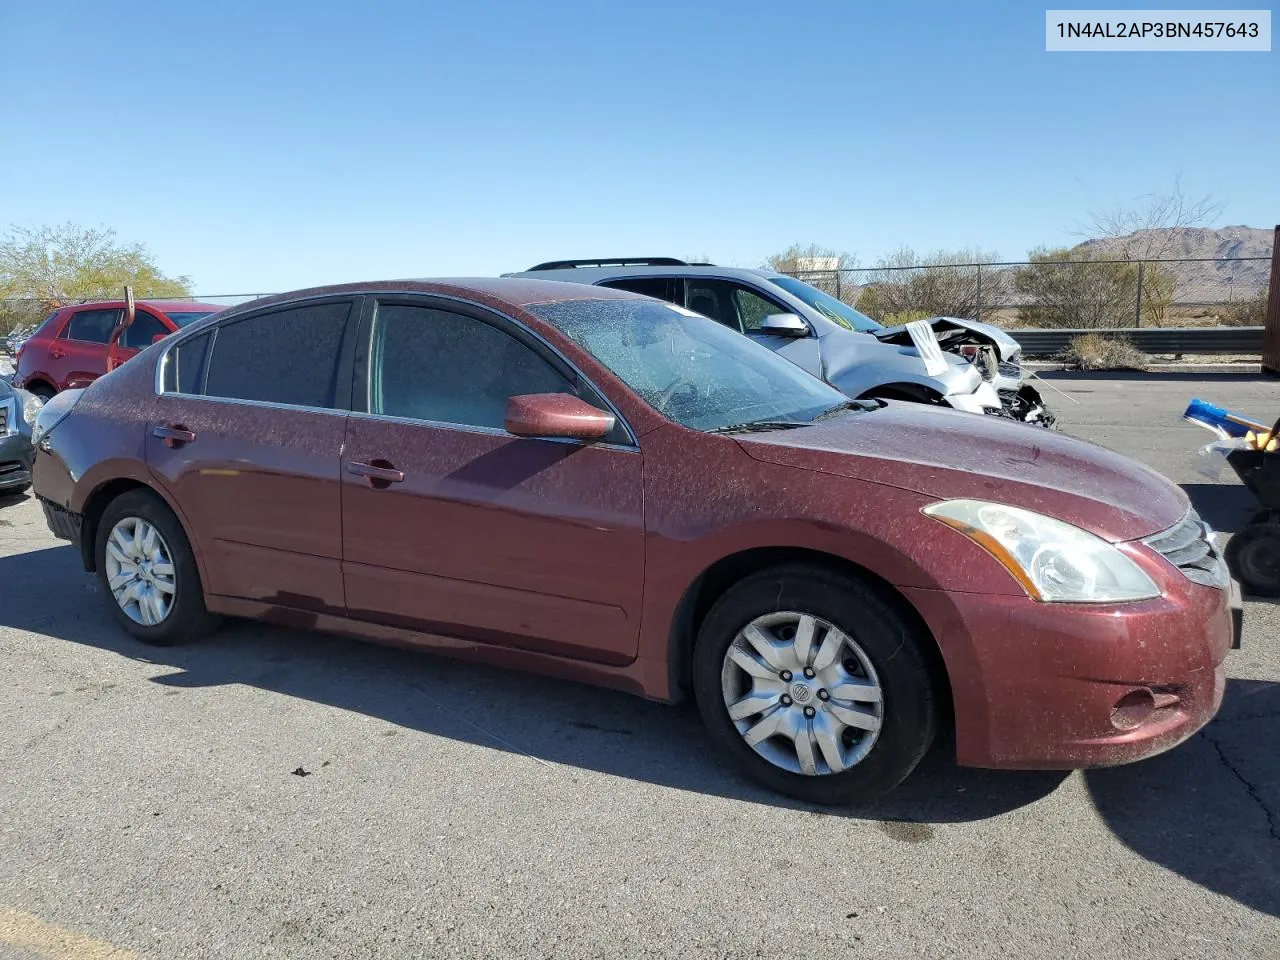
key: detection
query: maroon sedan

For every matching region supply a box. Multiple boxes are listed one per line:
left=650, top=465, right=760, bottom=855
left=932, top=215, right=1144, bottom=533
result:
left=30, top=279, right=1240, bottom=803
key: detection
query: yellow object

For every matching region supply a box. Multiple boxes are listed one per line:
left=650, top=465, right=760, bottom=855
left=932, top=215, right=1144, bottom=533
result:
left=1246, top=431, right=1278, bottom=452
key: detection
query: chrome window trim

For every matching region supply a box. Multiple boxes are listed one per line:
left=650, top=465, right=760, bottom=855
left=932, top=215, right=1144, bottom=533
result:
left=154, top=391, right=349, bottom=419
left=346, top=408, right=640, bottom=453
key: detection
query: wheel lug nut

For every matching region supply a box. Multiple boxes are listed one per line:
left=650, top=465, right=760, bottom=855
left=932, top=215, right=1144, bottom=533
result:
left=803, top=706, right=816, bottom=718
left=817, top=689, right=829, bottom=701
left=780, top=695, right=792, bottom=706
left=803, top=667, right=815, bottom=678
left=780, top=670, right=792, bottom=682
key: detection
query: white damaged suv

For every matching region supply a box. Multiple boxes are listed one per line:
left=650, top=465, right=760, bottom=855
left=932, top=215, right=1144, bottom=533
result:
left=508, top=258, right=1052, bottom=426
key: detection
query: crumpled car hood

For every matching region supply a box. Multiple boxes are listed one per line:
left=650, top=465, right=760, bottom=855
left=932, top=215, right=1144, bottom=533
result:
left=736, top=403, right=1187, bottom=542
left=874, top=316, right=1021, bottom=361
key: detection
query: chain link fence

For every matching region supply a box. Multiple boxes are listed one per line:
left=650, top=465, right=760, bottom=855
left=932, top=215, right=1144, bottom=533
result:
left=2, top=255, right=1273, bottom=339
left=778, top=256, right=1271, bottom=329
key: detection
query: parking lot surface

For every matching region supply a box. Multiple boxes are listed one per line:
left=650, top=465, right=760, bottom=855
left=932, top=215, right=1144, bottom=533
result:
left=1, top=373, right=1277, bottom=959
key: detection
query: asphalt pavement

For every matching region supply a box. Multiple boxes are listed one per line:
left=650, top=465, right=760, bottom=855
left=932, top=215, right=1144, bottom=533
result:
left=0, top=373, right=1277, bottom=959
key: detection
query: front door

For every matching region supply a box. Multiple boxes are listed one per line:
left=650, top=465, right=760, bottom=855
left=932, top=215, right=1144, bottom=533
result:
left=341, top=298, right=646, bottom=664
left=146, top=299, right=357, bottom=612
left=685, top=279, right=826, bottom=379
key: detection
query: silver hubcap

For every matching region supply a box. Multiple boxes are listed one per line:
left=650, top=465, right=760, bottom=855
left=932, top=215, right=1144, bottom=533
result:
left=104, top=517, right=176, bottom=626
left=720, top=611, right=884, bottom=776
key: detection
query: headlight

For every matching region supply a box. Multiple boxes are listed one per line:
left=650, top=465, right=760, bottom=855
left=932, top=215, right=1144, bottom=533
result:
left=17, top=389, right=43, bottom=425
left=923, top=499, right=1160, bottom=603
left=31, top=388, right=84, bottom=446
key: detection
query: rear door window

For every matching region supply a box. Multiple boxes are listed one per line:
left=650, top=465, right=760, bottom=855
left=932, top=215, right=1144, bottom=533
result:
left=64, top=308, right=121, bottom=343
left=599, top=277, right=684, bottom=304
left=202, top=301, right=353, bottom=409
left=161, top=331, right=213, bottom=395
left=121, top=310, right=170, bottom=349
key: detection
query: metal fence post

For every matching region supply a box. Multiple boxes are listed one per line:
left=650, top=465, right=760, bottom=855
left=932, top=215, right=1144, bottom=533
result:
left=835, top=270, right=842, bottom=302
left=975, top=264, right=982, bottom=322
left=1263, top=226, right=1280, bottom=374
left=1135, top=261, right=1144, bottom=327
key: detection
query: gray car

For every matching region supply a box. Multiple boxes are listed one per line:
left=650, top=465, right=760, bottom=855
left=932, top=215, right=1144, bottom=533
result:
left=507, top=258, right=1052, bottom=425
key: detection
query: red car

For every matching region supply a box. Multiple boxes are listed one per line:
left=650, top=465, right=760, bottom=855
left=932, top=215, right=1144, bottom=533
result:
left=15, top=299, right=222, bottom=399
left=30, top=279, right=1241, bottom=803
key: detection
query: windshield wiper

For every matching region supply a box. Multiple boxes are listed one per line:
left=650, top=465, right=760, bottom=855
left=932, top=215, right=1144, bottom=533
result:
left=708, top=420, right=809, bottom=435
left=810, top=399, right=881, bottom=422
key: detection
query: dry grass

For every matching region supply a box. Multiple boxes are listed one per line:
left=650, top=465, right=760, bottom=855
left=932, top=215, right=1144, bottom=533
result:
left=1059, top=333, right=1149, bottom=371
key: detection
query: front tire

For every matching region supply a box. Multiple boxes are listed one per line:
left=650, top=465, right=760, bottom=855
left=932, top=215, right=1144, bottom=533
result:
left=95, top=489, right=219, bottom=645
left=693, top=564, right=939, bottom=805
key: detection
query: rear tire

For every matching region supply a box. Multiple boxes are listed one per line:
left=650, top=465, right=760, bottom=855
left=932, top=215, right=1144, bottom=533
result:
left=27, top=383, right=55, bottom=402
left=95, top=489, right=219, bottom=645
left=692, top=564, right=939, bottom=805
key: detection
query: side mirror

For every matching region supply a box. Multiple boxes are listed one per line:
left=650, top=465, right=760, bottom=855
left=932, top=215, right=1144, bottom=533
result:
left=505, top=393, right=616, bottom=441
left=759, top=313, right=809, bottom=337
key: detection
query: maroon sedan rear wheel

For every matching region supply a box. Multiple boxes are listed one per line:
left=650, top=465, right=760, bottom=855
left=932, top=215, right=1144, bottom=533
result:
left=693, top=564, right=939, bottom=804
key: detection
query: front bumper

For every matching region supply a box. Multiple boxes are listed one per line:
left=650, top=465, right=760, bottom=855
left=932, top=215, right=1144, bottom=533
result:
left=0, top=430, right=34, bottom=491
left=903, top=575, right=1236, bottom=770
left=945, top=381, right=1002, bottom=415
left=39, top=497, right=83, bottom=543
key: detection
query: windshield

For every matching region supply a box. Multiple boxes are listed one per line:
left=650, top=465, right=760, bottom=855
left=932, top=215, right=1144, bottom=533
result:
left=529, top=299, right=848, bottom=433
left=766, top=277, right=882, bottom=333
left=165, top=311, right=218, bottom=327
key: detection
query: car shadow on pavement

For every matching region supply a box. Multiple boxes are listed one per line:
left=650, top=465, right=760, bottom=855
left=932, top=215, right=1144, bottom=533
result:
left=2, top=545, right=1069, bottom=825
left=1086, top=677, right=1280, bottom=918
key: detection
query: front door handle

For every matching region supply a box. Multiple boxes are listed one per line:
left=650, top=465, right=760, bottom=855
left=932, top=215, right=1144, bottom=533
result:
left=347, top=459, right=405, bottom=488
left=153, top=424, right=196, bottom=448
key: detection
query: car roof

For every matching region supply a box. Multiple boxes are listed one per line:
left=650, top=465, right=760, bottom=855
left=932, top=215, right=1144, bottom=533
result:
left=209, top=278, right=645, bottom=319
left=58, top=299, right=225, bottom=314
left=507, top=264, right=788, bottom=284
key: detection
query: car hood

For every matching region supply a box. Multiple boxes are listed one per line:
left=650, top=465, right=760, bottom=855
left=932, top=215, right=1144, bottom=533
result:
left=873, top=316, right=1020, bottom=361
left=736, top=403, right=1187, bottom=542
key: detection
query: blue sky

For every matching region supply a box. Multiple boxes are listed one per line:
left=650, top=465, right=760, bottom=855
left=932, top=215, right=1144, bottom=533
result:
left=1, top=0, right=1275, bottom=294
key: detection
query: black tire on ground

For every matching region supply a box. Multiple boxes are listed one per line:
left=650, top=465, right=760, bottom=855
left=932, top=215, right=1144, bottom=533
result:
left=27, top=383, right=55, bottom=402
left=94, top=488, right=220, bottom=645
left=1225, top=522, right=1280, bottom=598
left=692, top=563, right=940, bottom=805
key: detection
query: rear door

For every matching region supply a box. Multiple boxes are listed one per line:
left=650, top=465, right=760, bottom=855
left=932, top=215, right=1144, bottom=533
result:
left=107, top=308, right=171, bottom=371
left=147, top=297, right=358, bottom=612
left=340, top=296, right=646, bottom=664
left=58, top=307, right=121, bottom=388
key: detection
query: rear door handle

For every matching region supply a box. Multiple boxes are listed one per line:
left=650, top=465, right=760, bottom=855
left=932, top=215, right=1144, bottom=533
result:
left=152, top=425, right=196, bottom=448
left=347, top=460, right=405, bottom=487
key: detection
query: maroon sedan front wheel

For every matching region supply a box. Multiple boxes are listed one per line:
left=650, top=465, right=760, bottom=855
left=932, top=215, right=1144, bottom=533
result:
left=693, top=564, right=940, bottom=804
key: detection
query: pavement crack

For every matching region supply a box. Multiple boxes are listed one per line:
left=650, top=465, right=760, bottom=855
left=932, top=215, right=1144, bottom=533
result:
left=1200, top=729, right=1280, bottom=843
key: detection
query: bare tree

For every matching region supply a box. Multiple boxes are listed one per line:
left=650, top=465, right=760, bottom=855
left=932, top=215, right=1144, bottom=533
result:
left=1074, top=177, right=1223, bottom=325
left=855, top=247, right=1003, bottom=323
left=1077, top=175, right=1224, bottom=261
left=764, top=244, right=858, bottom=300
